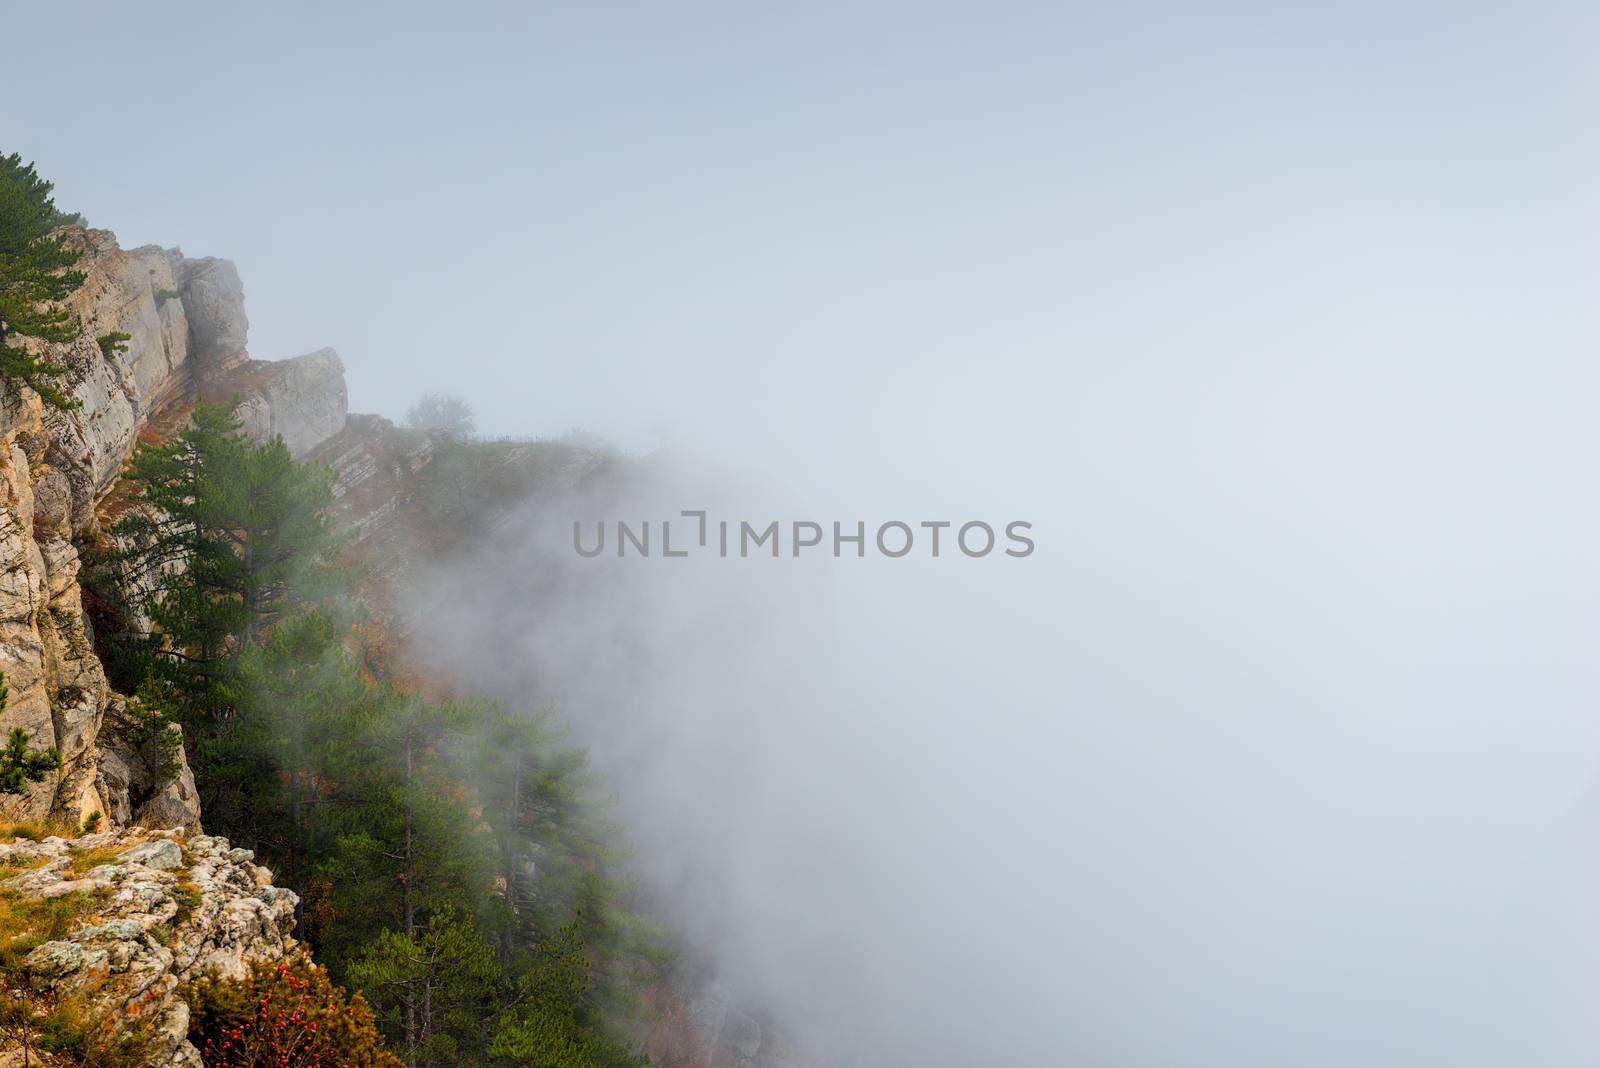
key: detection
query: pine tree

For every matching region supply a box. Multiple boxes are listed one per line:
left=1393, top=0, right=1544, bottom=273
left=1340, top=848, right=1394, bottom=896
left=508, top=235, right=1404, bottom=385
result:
left=109, top=400, right=254, bottom=701
left=489, top=922, right=650, bottom=1068
left=102, top=399, right=348, bottom=830
left=349, top=908, right=502, bottom=1068
left=0, top=673, right=61, bottom=794
left=109, top=399, right=345, bottom=716
left=228, top=434, right=344, bottom=643
left=0, top=153, right=87, bottom=409
left=307, top=690, right=490, bottom=965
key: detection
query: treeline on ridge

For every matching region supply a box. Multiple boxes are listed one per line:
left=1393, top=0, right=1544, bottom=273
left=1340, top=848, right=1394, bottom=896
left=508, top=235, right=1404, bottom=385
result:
left=85, top=399, right=660, bottom=1068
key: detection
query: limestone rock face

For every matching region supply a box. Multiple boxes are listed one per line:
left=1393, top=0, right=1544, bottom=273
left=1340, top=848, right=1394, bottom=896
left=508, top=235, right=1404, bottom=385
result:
left=94, top=700, right=202, bottom=830
left=179, top=256, right=250, bottom=380
left=0, top=829, right=299, bottom=1068
left=0, top=226, right=346, bottom=827
left=40, top=229, right=242, bottom=520
left=0, top=237, right=212, bottom=827
left=227, top=347, right=349, bottom=457
left=312, top=414, right=435, bottom=549
left=0, top=390, right=136, bottom=826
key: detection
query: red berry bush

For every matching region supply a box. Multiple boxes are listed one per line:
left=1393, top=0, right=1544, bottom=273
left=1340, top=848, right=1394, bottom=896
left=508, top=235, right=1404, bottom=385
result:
left=186, top=953, right=401, bottom=1068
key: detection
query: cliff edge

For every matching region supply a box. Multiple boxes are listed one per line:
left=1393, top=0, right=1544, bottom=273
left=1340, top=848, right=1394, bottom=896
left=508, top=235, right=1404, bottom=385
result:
left=0, top=827, right=299, bottom=1067
left=0, top=227, right=350, bottom=829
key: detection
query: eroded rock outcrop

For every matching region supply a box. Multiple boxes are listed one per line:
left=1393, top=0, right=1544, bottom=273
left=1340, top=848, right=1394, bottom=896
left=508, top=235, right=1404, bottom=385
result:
left=0, top=227, right=348, bottom=826
left=222, top=347, right=349, bottom=458
left=312, top=414, right=435, bottom=552
left=0, top=386, right=172, bottom=827
left=0, top=229, right=226, bottom=828
left=0, top=828, right=298, bottom=1067
left=43, top=230, right=249, bottom=521
left=178, top=257, right=250, bottom=382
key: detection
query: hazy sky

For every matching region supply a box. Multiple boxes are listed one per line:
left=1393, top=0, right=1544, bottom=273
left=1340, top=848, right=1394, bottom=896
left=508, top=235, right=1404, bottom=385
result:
left=5, top=3, right=1594, bottom=451
left=7, top=3, right=1600, bottom=1065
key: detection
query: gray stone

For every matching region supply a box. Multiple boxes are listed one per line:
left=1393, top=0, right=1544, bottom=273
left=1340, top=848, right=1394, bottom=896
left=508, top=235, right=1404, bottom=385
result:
left=31, top=467, right=72, bottom=531
left=118, top=839, right=183, bottom=870
left=77, top=918, right=145, bottom=941
left=232, top=348, right=348, bottom=457
left=24, top=940, right=84, bottom=978
left=39, top=878, right=112, bottom=898
left=96, top=705, right=201, bottom=832
left=181, top=256, right=249, bottom=376
left=0, top=841, right=48, bottom=863
left=8, top=857, right=70, bottom=892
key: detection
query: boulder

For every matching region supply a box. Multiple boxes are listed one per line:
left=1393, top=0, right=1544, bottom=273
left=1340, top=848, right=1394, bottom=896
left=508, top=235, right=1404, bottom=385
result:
left=229, top=348, right=349, bottom=457
left=180, top=256, right=249, bottom=378
left=117, top=838, right=183, bottom=870
left=24, top=940, right=85, bottom=978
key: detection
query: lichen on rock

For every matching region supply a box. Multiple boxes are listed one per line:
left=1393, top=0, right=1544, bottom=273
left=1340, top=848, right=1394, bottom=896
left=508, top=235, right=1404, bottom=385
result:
left=2, top=828, right=299, bottom=1066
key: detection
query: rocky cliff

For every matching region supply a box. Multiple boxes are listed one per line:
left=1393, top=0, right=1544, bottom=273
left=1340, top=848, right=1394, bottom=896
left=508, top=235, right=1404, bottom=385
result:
left=0, top=228, right=349, bottom=829
left=0, top=827, right=299, bottom=1067
left=0, top=224, right=765, bottom=1068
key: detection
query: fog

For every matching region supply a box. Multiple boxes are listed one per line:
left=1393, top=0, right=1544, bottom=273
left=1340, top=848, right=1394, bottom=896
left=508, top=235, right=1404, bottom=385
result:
left=407, top=357, right=1600, bottom=1065
left=8, top=2, right=1600, bottom=1064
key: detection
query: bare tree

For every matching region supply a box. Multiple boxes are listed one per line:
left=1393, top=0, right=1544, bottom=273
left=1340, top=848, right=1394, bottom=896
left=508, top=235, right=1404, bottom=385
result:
left=404, top=393, right=477, bottom=441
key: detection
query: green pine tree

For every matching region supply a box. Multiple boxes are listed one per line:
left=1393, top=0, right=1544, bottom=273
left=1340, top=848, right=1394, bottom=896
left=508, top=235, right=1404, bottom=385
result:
left=95, top=402, right=657, bottom=1064
left=489, top=922, right=650, bottom=1068
left=349, top=908, right=502, bottom=1068
left=100, top=399, right=348, bottom=830
left=308, top=690, right=491, bottom=965
left=109, top=399, right=346, bottom=716
left=108, top=399, right=254, bottom=702
left=0, top=153, right=88, bottom=409
left=0, top=673, right=61, bottom=794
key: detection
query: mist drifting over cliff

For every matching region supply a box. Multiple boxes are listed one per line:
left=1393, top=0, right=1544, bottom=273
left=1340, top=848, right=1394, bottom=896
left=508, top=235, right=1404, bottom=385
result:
left=9, top=1, right=1600, bottom=1064
left=402, top=359, right=1600, bottom=1065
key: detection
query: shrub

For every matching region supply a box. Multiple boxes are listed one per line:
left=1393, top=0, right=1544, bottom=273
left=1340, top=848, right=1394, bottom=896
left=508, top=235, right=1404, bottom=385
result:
left=186, top=953, right=402, bottom=1068
left=96, top=331, right=131, bottom=360
left=171, top=880, right=202, bottom=925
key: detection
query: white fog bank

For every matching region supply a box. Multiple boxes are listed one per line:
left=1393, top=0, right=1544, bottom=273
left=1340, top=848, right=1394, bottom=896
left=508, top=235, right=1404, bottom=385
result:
left=8, top=2, right=1599, bottom=1064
